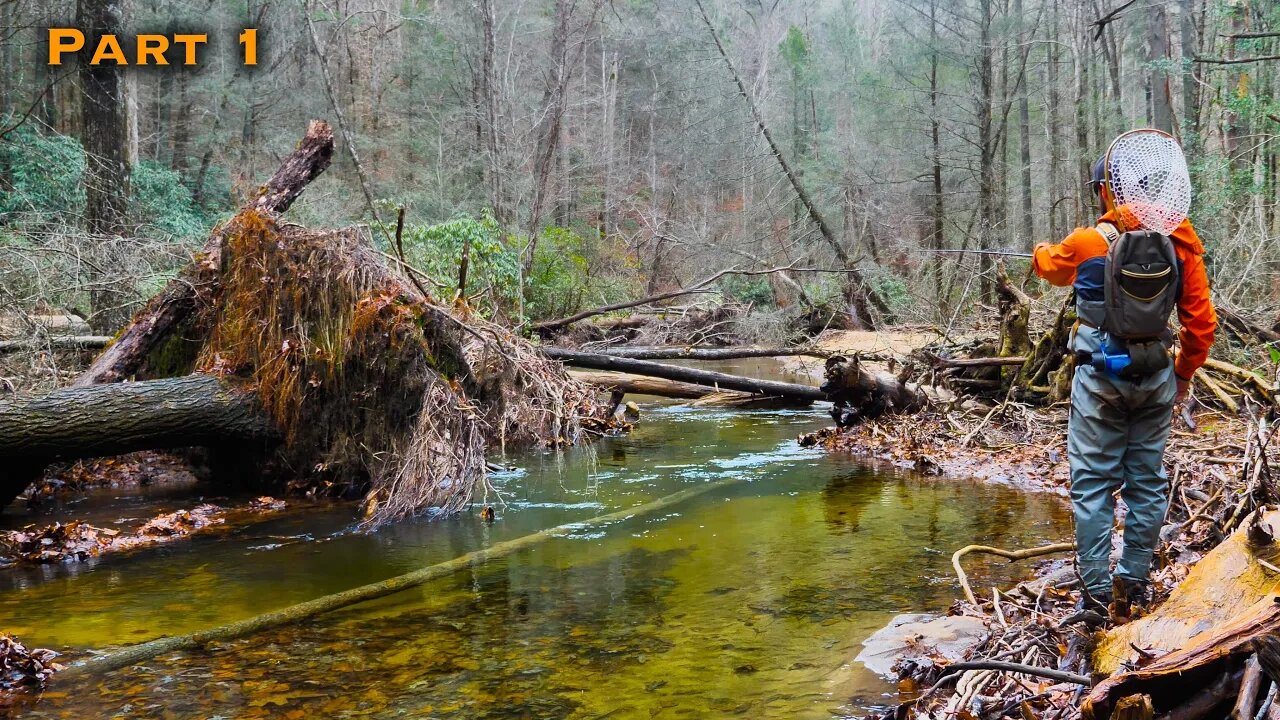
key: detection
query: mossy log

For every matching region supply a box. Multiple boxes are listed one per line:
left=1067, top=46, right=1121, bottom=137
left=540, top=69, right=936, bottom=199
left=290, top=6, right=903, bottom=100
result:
left=0, top=376, right=276, bottom=507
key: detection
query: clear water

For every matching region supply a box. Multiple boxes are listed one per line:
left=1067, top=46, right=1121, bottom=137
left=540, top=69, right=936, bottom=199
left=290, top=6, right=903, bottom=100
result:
left=2, top=362, right=1071, bottom=719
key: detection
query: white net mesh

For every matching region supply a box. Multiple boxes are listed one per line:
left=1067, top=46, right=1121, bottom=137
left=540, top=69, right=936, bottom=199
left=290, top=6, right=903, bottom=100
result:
left=1105, top=130, right=1192, bottom=236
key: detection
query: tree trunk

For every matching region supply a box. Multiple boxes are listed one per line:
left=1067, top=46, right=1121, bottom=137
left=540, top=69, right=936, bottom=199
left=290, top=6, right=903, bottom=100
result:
left=569, top=370, right=741, bottom=400
left=75, top=120, right=336, bottom=387
left=0, top=376, right=276, bottom=508
left=1148, top=4, right=1174, bottom=133
left=1014, top=0, right=1033, bottom=240
left=1179, top=0, right=1198, bottom=142
left=929, top=0, right=947, bottom=317
left=821, top=354, right=927, bottom=426
left=540, top=348, right=826, bottom=401
left=77, top=0, right=133, bottom=333
left=977, top=0, right=996, bottom=302
left=694, top=0, right=888, bottom=328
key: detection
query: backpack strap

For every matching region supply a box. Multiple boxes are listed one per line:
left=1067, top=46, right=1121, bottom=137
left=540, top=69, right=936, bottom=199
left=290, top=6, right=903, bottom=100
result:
left=1095, top=222, right=1121, bottom=246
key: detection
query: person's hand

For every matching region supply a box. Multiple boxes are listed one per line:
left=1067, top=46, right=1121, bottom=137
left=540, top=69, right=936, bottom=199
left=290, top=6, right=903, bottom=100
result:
left=1175, top=376, right=1190, bottom=404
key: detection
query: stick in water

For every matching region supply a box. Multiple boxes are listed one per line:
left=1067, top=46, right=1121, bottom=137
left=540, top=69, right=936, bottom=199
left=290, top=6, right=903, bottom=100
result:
left=61, top=476, right=747, bottom=679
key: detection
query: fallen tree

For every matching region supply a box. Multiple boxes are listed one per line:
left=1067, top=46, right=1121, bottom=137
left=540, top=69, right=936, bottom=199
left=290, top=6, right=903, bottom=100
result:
left=541, top=347, right=825, bottom=401
left=584, top=345, right=827, bottom=360
left=0, top=120, right=604, bottom=524
left=569, top=369, right=814, bottom=408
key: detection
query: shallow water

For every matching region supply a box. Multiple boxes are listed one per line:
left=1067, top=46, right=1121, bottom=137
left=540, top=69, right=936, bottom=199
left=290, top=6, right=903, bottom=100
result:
left=3, top=363, right=1071, bottom=718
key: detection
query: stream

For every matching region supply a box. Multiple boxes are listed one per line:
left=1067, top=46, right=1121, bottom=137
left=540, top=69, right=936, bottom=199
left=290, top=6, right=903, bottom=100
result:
left=0, top=360, right=1072, bottom=719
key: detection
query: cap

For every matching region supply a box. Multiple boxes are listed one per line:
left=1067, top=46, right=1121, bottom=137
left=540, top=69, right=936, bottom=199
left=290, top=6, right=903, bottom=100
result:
left=1089, top=156, right=1106, bottom=188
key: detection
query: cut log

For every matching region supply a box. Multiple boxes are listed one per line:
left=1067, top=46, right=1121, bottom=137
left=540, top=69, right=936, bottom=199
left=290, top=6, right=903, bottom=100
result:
left=0, top=375, right=276, bottom=506
left=74, top=120, right=336, bottom=387
left=0, top=336, right=112, bottom=353
left=541, top=348, right=825, bottom=401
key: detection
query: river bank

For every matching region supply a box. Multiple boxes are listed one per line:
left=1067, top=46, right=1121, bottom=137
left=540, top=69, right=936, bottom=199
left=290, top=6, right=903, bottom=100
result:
left=810, top=402, right=1271, bottom=718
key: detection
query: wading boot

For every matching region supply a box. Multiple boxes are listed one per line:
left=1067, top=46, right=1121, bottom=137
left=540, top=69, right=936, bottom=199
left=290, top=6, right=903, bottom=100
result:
left=1112, top=577, right=1152, bottom=621
left=1059, top=591, right=1112, bottom=628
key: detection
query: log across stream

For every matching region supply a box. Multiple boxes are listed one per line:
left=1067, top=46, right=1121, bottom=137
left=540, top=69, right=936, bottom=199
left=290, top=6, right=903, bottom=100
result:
left=0, top=369, right=1073, bottom=719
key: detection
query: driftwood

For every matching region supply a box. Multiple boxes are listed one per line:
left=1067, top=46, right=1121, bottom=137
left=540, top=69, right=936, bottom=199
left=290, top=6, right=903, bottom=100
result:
left=541, top=348, right=825, bottom=401
left=59, top=474, right=748, bottom=679
left=74, top=120, right=336, bottom=387
left=950, top=542, right=1075, bottom=606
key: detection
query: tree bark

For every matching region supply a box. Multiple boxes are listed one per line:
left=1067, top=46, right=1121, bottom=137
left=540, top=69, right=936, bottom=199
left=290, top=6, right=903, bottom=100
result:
left=77, top=0, right=133, bottom=333
left=569, top=370, right=737, bottom=400
left=1148, top=4, right=1174, bottom=133
left=75, top=120, right=335, bottom=387
left=0, top=375, right=276, bottom=507
left=540, top=348, right=826, bottom=401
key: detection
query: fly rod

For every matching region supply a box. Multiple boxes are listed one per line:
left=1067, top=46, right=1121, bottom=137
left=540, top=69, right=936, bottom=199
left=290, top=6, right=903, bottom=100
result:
left=919, top=249, right=1033, bottom=258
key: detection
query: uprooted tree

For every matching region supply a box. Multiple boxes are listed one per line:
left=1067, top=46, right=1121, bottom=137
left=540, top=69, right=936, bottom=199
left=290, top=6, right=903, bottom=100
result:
left=0, top=121, right=604, bottom=525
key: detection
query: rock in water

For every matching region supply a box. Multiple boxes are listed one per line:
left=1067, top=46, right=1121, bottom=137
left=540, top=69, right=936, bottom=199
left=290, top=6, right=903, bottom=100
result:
left=855, top=613, right=988, bottom=676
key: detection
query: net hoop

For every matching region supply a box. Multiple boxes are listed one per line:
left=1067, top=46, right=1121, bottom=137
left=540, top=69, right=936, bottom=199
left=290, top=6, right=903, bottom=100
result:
left=1103, top=129, right=1191, bottom=236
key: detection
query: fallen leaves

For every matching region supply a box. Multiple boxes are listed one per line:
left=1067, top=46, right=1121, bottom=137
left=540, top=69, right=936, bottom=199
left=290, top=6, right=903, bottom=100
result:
left=1, top=497, right=289, bottom=567
left=0, top=633, right=61, bottom=706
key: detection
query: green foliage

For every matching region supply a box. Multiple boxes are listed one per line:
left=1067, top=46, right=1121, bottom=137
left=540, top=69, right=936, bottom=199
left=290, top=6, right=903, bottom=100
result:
left=0, top=124, right=86, bottom=220
left=131, top=161, right=215, bottom=239
left=392, top=211, right=521, bottom=315
left=779, top=25, right=811, bottom=71
left=525, top=225, right=591, bottom=320
left=717, top=274, right=774, bottom=305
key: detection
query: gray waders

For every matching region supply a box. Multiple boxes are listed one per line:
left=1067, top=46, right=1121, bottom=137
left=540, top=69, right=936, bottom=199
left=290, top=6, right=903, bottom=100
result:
left=1068, top=325, right=1176, bottom=597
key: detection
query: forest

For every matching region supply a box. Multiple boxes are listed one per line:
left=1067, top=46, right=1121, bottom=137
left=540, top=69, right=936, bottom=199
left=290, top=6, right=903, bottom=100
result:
left=2, top=0, right=1280, bottom=718
left=0, top=0, right=1274, bottom=343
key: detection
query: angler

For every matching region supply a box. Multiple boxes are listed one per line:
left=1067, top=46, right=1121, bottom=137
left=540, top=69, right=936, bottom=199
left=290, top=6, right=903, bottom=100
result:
left=1032, top=130, right=1217, bottom=626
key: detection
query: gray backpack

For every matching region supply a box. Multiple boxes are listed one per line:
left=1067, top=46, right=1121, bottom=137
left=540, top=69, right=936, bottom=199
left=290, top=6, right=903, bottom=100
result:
left=1101, top=226, right=1180, bottom=342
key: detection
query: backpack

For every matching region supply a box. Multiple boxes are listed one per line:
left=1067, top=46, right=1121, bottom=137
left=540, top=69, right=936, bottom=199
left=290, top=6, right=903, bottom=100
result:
left=1099, top=224, right=1181, bottom=342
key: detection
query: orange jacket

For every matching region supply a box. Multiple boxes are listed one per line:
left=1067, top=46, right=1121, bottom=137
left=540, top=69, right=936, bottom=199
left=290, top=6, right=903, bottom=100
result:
left=1033, top=209, right=1216, bottom=381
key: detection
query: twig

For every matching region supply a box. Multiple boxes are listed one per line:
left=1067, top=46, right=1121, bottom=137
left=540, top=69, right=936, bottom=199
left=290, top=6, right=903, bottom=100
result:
left=952, top=542, right=1076, bottom=606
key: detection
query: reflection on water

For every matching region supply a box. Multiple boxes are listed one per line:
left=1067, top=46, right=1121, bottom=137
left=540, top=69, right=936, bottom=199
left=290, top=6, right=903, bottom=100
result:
left=4, top=378, right=1071, bottom=719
